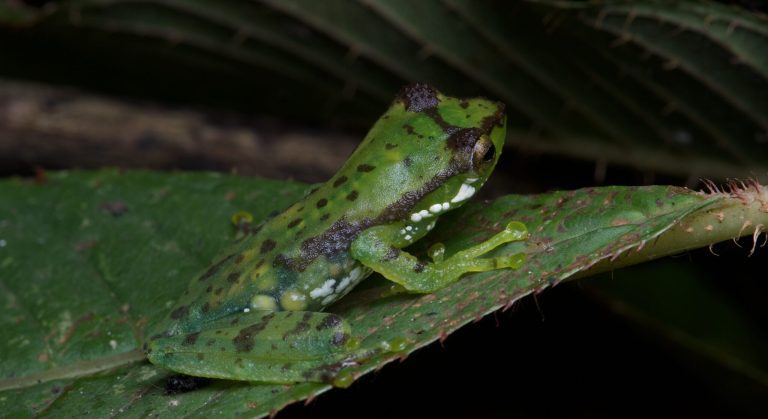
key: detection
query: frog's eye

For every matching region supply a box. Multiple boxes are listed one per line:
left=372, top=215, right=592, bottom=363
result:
left=472, top=135, right=496, bottom=171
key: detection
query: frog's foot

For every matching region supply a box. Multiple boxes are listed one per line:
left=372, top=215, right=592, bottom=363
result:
left=147, top=310, right=358, bottom=384
left=352, top=221, right=528, bottom=294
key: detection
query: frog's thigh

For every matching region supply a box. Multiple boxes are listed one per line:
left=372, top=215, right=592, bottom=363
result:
left=351, top=225, right=526, bottom=293
left=147, top=310, right=354, bottom=384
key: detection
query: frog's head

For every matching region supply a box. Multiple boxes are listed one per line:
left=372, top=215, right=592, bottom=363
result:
left=365, top=83, right=506, bottom=224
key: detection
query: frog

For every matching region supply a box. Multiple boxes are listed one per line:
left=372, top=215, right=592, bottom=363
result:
left=146, top=83, right=528, bottom=385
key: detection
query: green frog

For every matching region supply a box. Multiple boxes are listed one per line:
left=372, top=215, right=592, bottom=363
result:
left=146, top=84, right=528, bottom=385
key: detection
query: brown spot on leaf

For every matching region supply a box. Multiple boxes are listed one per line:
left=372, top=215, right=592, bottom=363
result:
left=101, top=201, right=128, bottom=217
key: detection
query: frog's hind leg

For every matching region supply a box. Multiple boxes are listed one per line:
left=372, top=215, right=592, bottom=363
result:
left=147, top=310, right=356, bottom=384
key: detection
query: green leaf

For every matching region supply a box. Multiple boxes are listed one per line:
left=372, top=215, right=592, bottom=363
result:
left=2, top=171, right=766, bottom=416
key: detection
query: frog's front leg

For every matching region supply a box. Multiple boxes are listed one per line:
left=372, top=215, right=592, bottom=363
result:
left=147, top=310, right=356, bottom=384
left=351, top=222, right=528, bottom=293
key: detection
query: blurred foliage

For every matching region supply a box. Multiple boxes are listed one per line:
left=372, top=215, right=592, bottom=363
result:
left=1, top=0, right=767, bottom=176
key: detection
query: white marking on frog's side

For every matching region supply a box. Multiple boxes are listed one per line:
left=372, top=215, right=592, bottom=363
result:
left=321, top=295, right=336, bottom=305
left=0, top=239, right=6, bottom=248
left=406, top=226, right=413, bottom=231
left=429, top=203, right=442, bottom=214
left=243, top=308, right=251, bottom=313
left=411, top=210, right=433, bottom=222
left=441, top=202, right=450, bottom=211
left=465, top=177, right=479, bottom=184
left=426, top=221, right=436, bottom=231
left=337, top=276, right=352, bottom=293
left=400, top=228, right=406, bottom=235
left=405, top=234, right=412, bottom=241
left=349, top=267, right=362, bottom=281
left=310, top=279, right=336, bottom=298
left=450, top=183, right=475, bottom=203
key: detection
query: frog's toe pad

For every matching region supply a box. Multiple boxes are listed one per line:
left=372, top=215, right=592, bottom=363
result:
left=495, top=252, right=527, bottom=269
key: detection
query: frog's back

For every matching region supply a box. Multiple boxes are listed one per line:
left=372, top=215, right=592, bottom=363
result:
left=154, top=84, right=506, bottom=336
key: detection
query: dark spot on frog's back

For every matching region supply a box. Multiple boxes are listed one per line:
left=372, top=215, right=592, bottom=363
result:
left=346, top=191, right=358, bottom=202
left=233, top=313, right=276, bottom=353
left=333, top=176, right=348, bottom=188
left=447, top=128, right=482, bottom=153
left=227, top=272, right=241, bottom=283
left=320, top=213, right=330, bottom=221
left=316, top=198, right=328, bottom=208
left=182, top=332, right=200, bottom=346
left=385, top=143, right=397, bottom=150
left=403, top=124, right=415, bottom=135
left=288, top=218, right=302, bottom=228
left=283, top=312, right=313, bottom=339
left=260, top=239, right=276, bottom=254
left=398, top=83, right=438, bottom=112
left=357, top=164, right=375, bottom=173
left=199, top=254, right=236, bottom=281
left=317, top=315, right=343, bottom=331
left=170, top=305, right=189, bottom=320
